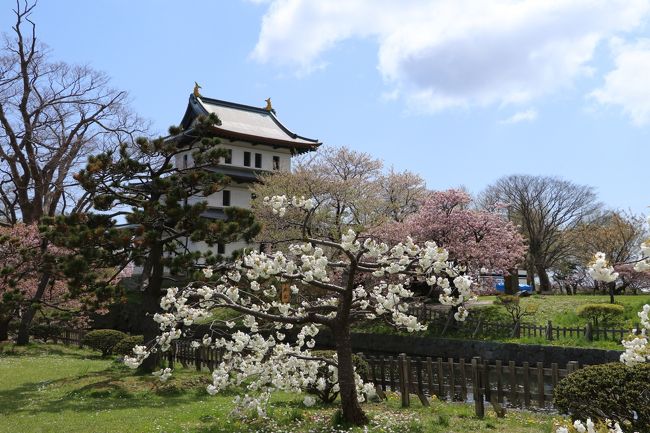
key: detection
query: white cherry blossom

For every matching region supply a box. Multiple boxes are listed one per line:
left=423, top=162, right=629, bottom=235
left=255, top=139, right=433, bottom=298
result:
left=125, top=194, right=476, bottom=422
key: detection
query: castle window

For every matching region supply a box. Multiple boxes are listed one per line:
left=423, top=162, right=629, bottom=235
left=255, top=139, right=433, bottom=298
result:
left=244, top=151, right=251, bottom=167
left=222, top=190, right=231, bottom=206
left=217, top=243, right=225, bottom=254
left=224, top=149, right=232, bottom=164
left=273, top=156, right=280, bottom=170
left=255, top=153, right=262, bottom=168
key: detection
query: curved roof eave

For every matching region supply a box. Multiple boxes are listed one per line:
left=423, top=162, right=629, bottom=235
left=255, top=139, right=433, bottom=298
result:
left=180, top=94, right=321, bottom=152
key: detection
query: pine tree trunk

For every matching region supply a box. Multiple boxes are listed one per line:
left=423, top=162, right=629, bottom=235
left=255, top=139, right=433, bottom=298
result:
left=16, top=271, right=51, bottom=345
left=139, top=241, right=165, bottom=372
left=0, top=317, right=10, bottom=341
left=334, top=325, right=368, bottom=426
left=140, top=292, right=162, bottom=372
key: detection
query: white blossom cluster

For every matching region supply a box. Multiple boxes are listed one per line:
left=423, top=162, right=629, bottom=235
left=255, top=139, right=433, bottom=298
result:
left=124, top=195, right=475, bottom=417
left=633, top=216, right=650, bottom=272
left=635, top=241, right=650, bottom=272
left=620, top=304, right=650, bottom=366
left=263, top=195, right=315, bottom=217
left=556, top=418, right=634, bottom=433
left=152, top=367, right=173, bottom=382
left=588, top=252, right=619, bottom=283
left=589, top=249, right=650, bottom=366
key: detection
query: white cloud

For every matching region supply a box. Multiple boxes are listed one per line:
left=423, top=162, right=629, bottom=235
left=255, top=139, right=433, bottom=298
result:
left=250, top=0, right=650, bottom=112
left=590, top=38, right=650, bottom=126
left=500, top=108, right=538, bottom=124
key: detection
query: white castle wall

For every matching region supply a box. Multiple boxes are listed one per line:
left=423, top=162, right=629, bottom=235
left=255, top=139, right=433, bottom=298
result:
left=179, top=139, right=293, bottom=257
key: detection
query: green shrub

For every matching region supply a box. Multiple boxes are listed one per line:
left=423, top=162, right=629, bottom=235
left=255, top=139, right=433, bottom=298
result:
left=576, top=303, right=625, bottom=327
left=305, top=350, right=370, bottom=403
left=83, top=329, right=128, bottom=357
left=554, top=362, right=650, bottom=431
left=113, top=335, right=144, bottom=355
left=30, top=323, right=62, bottom=342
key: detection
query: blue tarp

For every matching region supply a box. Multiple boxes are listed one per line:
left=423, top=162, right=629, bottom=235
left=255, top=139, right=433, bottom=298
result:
left=495, top=283, right=533, bottom=292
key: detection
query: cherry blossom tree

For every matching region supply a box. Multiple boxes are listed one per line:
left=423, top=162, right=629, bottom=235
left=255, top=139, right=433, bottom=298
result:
left=377, top=189, right=526, bottom=281
left=251, top=146, right=426, bottom=246
left=124, top=195, right=475, bottom=425
left=0, top=224, right=74, bottom=340
left=0, top=222, right=133, bottom=342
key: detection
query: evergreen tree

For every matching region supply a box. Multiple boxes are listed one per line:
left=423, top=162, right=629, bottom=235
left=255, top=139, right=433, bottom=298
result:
left=44, top=114, right=260, bottom=366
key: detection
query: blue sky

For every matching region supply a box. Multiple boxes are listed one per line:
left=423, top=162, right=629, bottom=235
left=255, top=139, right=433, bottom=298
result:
left=2, top=0, right=649, bottom=214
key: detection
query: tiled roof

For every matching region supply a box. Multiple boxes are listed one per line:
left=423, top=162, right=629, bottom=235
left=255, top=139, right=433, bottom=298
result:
left=180, top=95, right=321, bottom=152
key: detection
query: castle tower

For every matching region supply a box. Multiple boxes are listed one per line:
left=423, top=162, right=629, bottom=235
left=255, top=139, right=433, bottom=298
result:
left=174, top=93, right=321, bottom=255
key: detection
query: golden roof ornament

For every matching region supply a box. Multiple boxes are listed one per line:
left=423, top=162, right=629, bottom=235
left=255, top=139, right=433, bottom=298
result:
left=193, top=82, right=202, bottom=98
left=264, top=97, right=276, bottom=114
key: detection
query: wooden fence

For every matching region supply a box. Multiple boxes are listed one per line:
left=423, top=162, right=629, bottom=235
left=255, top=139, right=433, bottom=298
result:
left=38, top=328, right=86, bottom=347
left=45, top=328, right=579, bottom=415
left=166, top=339, right=225, bottom=371
left=362, top=352, right=580, bottom=414
left=38, top=330, right=227, bottom=372
left=410, top=306, right=633, bottom=342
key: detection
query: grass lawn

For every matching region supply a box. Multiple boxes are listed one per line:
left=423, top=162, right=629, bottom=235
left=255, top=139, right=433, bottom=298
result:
left=0, top=343, right=563, bottom=433
left=478, top=294, right=650, bottom=327
left=474, top=294, right=650, bottom=350
left=355, top=294, right=650, bottom=350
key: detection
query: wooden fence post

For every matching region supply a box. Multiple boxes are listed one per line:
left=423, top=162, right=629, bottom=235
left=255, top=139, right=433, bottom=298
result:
left=459, top=358, right=467, bottom=401
left=471, top=357, right=484, bottom=418
left=495, top=360, right=503, bottom=403
left=194, top=347, right=202, bottom=371
left=585, top=323, right=593, bottom=341
left=546, top=321, right=553, bottom=341
left=536, top=362, right=545, bottom=407
left=398, top=353, right=410, bottom=407
left=425, top=357, right=434, bottom=396
left=168, top=343, right=175, bottom=369
left=508, top=361, right=517, bottom=406
left=448, top=357, right=456, bottom=400
left=436, top=357, right=444, bottom=399
left=567, top=361, right=579, bottom=374
left=415, top=358, right=430, bottom=406
left=482, top=359, right=491, bottom=403
left=522, top=362, right=530, bottom=407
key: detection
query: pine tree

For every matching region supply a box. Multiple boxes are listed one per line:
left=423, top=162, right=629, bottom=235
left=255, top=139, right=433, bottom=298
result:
left=43, top=114, right=260, bottom=366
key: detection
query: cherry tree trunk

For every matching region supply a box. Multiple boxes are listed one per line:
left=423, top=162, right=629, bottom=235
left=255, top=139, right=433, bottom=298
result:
left=334, top=325, right=368, bottom=426
left=16, top=271, right=51, bottom=345
left=526, top=262, right=536, bottom=291
left=504, top=269, right=519, bottom=295
left=607, top=282, right=616, bottom=304
left=536, top=265, right=551, bottom=293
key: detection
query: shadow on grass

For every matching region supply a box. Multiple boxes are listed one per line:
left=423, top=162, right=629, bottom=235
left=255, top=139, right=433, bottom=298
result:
left=0, top=362, right=210, bottom=417
left=0, top=344, right=105, bottom=361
